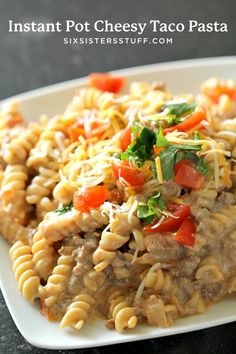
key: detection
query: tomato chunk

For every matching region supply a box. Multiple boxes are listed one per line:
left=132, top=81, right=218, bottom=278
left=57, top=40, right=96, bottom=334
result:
left=174, top=162, right=205, bottom=189
left=144, top=203, right=191, bottom=233
left=153, top=145, right=165, bottom=155
left=174, top=160, right=192, bottom=175
left=204, top=86, right=236, bottom=103
left=163, top=111, right=207, bottom=135
left=89, top=73, right=125, bottom=93
left=173, top=217, right=196, bottom=247
left=120, top=126, right=132, bottom=152
left=112, top=161, right=145, bottom=186
left=73, top=186, right=108, bottom=212
left=68, top=127, right=86, bottom=142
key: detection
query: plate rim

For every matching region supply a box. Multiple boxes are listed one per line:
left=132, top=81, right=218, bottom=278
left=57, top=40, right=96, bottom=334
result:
left=1, top=55, right=236, bottom=105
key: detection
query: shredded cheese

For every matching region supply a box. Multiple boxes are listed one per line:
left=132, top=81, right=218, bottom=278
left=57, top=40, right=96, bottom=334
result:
left=166, top=135, right=214, bottom=146
left=128, top=199, right=138, bottom=224
left=134, top=263, right=161, bottom=304
left=211, top=143, right=220, bottom=190
left=131, top=247, right=139, bottom=265
left=150, top=215, right=165, bottom=230
left=155, top=156, right=163, bottom=184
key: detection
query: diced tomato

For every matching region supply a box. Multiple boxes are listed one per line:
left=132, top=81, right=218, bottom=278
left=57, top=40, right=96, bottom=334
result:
left=174, top=162, right=205, bottom=189
left=173, top=217, right=196, bottom=247
left=112, top=160, right=145, bottom=186
left=174, top=159, right=192, bottom=175
left=204, top=86, right=236, bottom=103
left=163, top=111, right=207, bottom=135
left=68, top=127, right=86, bottom=142
left=73, top=186, right=108, bottom=212
left=144, top=203, right=191, bottom=233
left=120, top=126, right=132, bottom=151
left=89, top=73, right=125, bottom=93
left=153, top=145, right=165, bottom=155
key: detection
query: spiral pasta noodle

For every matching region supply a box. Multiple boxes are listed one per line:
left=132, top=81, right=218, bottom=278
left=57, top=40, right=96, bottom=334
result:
left=1, top=164, right=30, bottom=224
left=107, top=288, right=137, bottom=332
left=31, top=230, right=56, bottom=281
left=3, top=122, right=41, bottom=164
left=41, top=244, right=76, bottom=306
left=41, top=207, right=109, bottom=241
left=10, top=241, right=40, bottom=304
left=142, top=267, right=173, bottom=293
left=60, top=293, right=95, bottom=330
left=0, top=208, right=32, bottom=244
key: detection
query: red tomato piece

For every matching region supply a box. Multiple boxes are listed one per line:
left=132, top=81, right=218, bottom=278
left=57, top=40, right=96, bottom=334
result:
left=89, top=73, right=125, bottom=93
left=112, top=161, right=145, bottom=186
left=173, top=217, right=196, bottom=247
left=73, top=186, right=108, bottom=212
left=204, top=86, right=236, bottom=103
left=174, top=162, right=205, bottom=189
left=153, top=145, right=165, bottom=155
left=163, top=111, right=207, bottom=135
left=144, top=203, right=191, bottom=233
left=120, top=126, right=132, bottom=152
left=68, top=127, right=86, bottom=142
left=174, top=160, right=192, bottom=175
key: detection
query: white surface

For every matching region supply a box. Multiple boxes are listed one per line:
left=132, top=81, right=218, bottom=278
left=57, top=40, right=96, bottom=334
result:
left=0, top=56, right=236, bottom=349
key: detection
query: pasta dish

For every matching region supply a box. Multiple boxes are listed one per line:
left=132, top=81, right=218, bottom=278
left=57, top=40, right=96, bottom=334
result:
left=0, top=73, right=236, bottom=332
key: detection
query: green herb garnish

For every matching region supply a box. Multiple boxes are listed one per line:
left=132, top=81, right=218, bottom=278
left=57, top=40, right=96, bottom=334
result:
left=194, top=131, right=200, bottom=140
left=54, top=202, right=73, bottom=215
left=155, top=127, right=208, bottom=181
left=196, top=157, right=209, bottom=175
left=121, top=123, right=156, bottom=166
left=156, top=127, right=169, bottom=148
left=167, top=116, right=182, bottom=126
left=164, top=101, right=196, bottom=121
left=137, top=193, right=166, bottom=223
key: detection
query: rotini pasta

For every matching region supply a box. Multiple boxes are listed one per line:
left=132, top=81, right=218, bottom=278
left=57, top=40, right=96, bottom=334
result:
left=107, top=288, right=137, bottom=332
left=1, top=164, right=30, bottom=224
left=31, top=230, right=56, bottom=281
left=60, top=293, right=95, bottom=330
left=41, top=243, right=76, bottom=306
left=1, top=74, right=236, bottom=333
left=3, top=122, right=41, bottom=164
left=10, top=241, right=40, bottom=304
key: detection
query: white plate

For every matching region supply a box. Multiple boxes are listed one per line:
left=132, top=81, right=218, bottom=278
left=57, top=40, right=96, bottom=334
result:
left=1, top=56, right=236, bottom=350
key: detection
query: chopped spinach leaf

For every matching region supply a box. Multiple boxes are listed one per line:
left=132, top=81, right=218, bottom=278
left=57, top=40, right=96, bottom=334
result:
left=54, top=202, right=73, bottom=215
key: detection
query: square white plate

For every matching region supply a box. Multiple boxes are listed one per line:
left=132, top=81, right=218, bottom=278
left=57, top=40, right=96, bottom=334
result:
left=1, top=56, right=236, bottom=349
